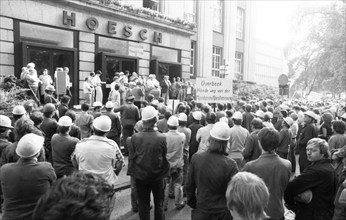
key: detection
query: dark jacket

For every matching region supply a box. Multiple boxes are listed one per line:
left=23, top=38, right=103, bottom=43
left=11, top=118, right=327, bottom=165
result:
left=114, top=103, right=140, bottom=127
left=284, top=159, right=337, bottom=220
left=130, top=128, right=170, bottom=181
left=186, top=151, right=238, bottom=213
left=188, top=122, right=203, bottom=161
left=242, top=129, right=261, bottom=163
left=242, top=112, right=254, bottom=132
left=0, top=158, right=56, bottom=219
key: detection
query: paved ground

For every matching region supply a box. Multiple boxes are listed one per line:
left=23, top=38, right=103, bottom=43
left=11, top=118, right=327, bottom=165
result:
left=111, top=188, right=191, bottom=220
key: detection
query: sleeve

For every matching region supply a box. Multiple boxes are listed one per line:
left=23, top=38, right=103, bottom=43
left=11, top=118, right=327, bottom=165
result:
left=299, top=126, right=315, bottom=146
left=328, top=137, right=336, bottom=151
left=186, top=156, right=197, bottom=209
left=242, top=135, right=254, bottom=160
left=47, top=163, right=57, bottom=184
left=116, top=116, right=122, bottom=135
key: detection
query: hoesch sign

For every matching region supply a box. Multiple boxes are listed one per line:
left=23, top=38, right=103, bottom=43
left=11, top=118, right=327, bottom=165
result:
left=62, top=11, right=162, bottom=43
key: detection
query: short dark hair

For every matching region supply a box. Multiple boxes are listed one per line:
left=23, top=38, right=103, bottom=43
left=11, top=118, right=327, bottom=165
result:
left=245, top=104, right=252, bottom=112
left=58, top=126, right=70, bottom=134
left=168, top=125, right=178, bottom=130
left=60, top=95, right=71, bottom=104
left=30, top=110, right=43, bottom=126
left=65, top=110, right=76, bottom=122
left=32, top=171, right=115, bottom=220
left=251, top=118, right=263, bottom=130
left=81, top=103, right=90, bottom=111
left=164, top=111, right=172, bottom=120
left=14, top=118, right=42, bottom=141
left=208, top=136, right=228, bottom=154
left=258, top=127, right=279, bottom=152
left=332, top=121, right=346, bottom=134
left=114, top=84, right=120, bottom=90
left=179, top=121, right=187, bottom=127
left=94, top=128, right=107, bottom=136
left=217, top=103, right=224, bottom=111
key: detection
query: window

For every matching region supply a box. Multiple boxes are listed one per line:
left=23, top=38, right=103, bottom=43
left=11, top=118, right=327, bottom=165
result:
left=152, top=46, right=180, bottom=63
left=236, top=7, right=245, bottom=40
left=143, top=0, right=158, bottom=11
left=213, top=0, right=223, bottom=32
left=184, top=0, right=196, bottom=23
left=212, top=46, right=222, bottom=77
left=235, top=51, right=243, bottom=80
left=190, top=41, right=196, bottom=77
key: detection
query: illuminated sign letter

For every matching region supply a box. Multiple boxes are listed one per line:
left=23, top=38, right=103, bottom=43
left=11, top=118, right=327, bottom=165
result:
left=123, top=25, right=133, bottom=38
left=108, top=21, right=117, bottom=34
left=63, top=11, right=76, bottom=27
left=86, top=17, right=99, bottom=31
left=153, top=32, right=162, bottom=43
left=139, top=29, right=148, bottom=40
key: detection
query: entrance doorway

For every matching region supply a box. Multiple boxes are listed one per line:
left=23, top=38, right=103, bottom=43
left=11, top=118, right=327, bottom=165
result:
left=22, top=43, right=77, bottom=105
left=150, top=60, right=182, bottom=82
left=96, top=52, right=138, bottom=103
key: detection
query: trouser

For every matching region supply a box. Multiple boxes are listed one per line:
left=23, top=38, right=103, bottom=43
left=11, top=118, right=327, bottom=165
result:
left=164, top=167, right=184, bottom=208
left=131, top=177, right=138, bottom=211
left=191, top=208, right=231, bottom=220
left=121, top=124, right=134, bottom=154
left=136, top=178, right=165, bottom=220
left=84, top=93, right=92, bottom=104
left=182, top=154, right=189, bottom=187
left=161, top=92, right=169, bottom=105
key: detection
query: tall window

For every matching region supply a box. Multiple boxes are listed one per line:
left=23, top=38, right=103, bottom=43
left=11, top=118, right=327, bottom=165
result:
left=143, top=0, right=158, bottom=11
left=184, top=0, right=196, bottom=23
left=190, top=41, right=196, bottom=77
left=235, top=51, right=243, bottom=80
left=213, top=0, right=223, bottom=32
left=212, top=46, right=222, bottom=77
left=236, top=7, right=245, bottom=40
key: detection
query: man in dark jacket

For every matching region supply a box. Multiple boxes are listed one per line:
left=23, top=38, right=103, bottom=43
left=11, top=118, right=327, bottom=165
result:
left=242, top=118, right=263, bottom=163
left=188, top=111, right=203, bottom=161
left=242, top=104, right=254, bottom=132
left=285, top=138, right=336, bottom=220
left=103, top=101, right=122, bottom=147
left=114, top=95, right=140, bottom=156
left=130, top=106, right=170, bottom=220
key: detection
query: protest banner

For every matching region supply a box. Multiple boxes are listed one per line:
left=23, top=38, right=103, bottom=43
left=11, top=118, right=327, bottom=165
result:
left=195, top=77, right=233, bottom=103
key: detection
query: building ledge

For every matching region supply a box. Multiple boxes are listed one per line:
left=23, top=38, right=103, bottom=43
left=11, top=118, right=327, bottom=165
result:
left=61, top=0, right=196, bottom=36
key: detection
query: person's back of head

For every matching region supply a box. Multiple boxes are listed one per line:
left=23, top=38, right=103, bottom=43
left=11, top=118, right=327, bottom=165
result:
left=245, top=104, right=252, bottom=113
left=251, top=118, right=263, bottom=130
left=60, top=95, right=71, bottom=105
left=258, top=127, right=280, bottom=153
left=30, top=110, right=43, bottom=127
left=217, top=103, right=224, bottom=111
left=202, top=105, right=210, bottom=114
left=81, top=103, right=90, bottom=112
left=206, top=112, right=217, bottom=124
left=226, top=172, right=269, bottom=220
left=65, top=110, right=77, bottom=122
left=164, top=111, right=172, bottom=120
left=32, top=171, right=115, bottom=220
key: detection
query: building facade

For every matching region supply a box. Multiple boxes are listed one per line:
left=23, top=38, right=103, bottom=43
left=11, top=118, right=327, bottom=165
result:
left=0, top=0, right=194, bottom=104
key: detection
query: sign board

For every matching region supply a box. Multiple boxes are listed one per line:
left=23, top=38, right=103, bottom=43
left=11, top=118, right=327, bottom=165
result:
left=278, top=74, right=289, bottom=86
left=56, top=71, right=66, bottom=95
left=195, top=78, right=233, bottom=103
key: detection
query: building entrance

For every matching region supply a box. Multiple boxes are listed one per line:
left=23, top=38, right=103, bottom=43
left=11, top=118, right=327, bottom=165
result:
left=22, top=43, right=78, bottom=105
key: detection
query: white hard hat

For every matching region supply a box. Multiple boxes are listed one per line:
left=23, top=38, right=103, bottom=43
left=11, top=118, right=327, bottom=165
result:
left=16, top=133, right=43, bottom=158
left=255, top=110, right=265, bottom=119
left=178, top=113, right=187, bottom=122
left=151, top=100, right=159, bottom=106
left=45, top=85, right=55, bottom=92
left=93, top=101, right=102, bottom=107
left=209, top=122, right=231, bottom=141
left=12, top=105, right=26, bottom=115
left=93, top=115, right=111, bottom=132
left=105, top=101, right=114, bottom=108
left=167, top=116, right=179, bottom=127
left=141, top=106, right=158, bottom=121
left=219, top=117, right=228, bottom=124
left=192, top=111, right=202, bottom=121
left=264, top=112, right=273, bottom=119
left=58, top=116, right=73, bottom=127
left=283, top=117, right=294, bottom=127
left=330, top=106, right=337, bottom=113
left=0, top=115, right=13, bottom=129
left=304, top=111, right=318, bottom=121
left=232, top=111, right=243, bottom=120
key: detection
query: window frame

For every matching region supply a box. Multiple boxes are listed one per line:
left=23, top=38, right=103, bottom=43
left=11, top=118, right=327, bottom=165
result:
left=213, top=0, right=223, bottom=33
left=212, top=46, right=222, bottom=77
left=236, top=7, right=245, bottom=40
left=235, top=51, right=243, bottom=80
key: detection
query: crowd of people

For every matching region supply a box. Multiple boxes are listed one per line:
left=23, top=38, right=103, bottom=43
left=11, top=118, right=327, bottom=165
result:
left=0, top=64, right=346, bottom=220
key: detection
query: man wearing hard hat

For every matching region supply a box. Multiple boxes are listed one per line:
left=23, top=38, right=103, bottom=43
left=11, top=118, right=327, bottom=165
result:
left=0, top=115, right=13, bottom=154
left=0, top=133, right=56, bottom=219
left=72, top=115, right=124, bottom=186
left=186, top=122, right=238, bottom=220
left=129, top=106, right=170, bottom=220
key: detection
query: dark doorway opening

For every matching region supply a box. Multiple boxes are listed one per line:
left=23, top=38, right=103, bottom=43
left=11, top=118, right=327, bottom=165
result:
left=150, top=60, right=182, bottom=82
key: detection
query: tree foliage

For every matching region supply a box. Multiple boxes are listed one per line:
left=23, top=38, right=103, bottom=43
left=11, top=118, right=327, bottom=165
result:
left=285, top=1, right=346, bottom=98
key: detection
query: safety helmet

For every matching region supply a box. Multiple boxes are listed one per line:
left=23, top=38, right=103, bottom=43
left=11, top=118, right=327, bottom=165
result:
left=93, top=115, right=111, bottom=132
left=167, top=116, right=179, bottom=127
left=58, top=116, right=73, bottom=127
left=304, top=111, right=318, bottom=121
left=105, top=101, right=114, bottom=109
left=178, top=113, right=187, bottom=122
left=232, top=111, right=243, bottom=120
left=255, top=110, right=265, bottom=119
left=209, top=122, right=231, bottom=141
left=192, top=111, right=202, bottom=121
left=0, top=115, right=13, bottom=129
left=283, top=117, right=294, bottom=127
left=264, top=111, right=273, bottom=119
left=45, top=85, right=55, bottom=92
left=16, top=133, right=43, bottom=158
left=93, top=101, right=102, bottom=107
left=12, top=105, right=26, bottom=115
left=141, top=106, right=158, bottom=121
